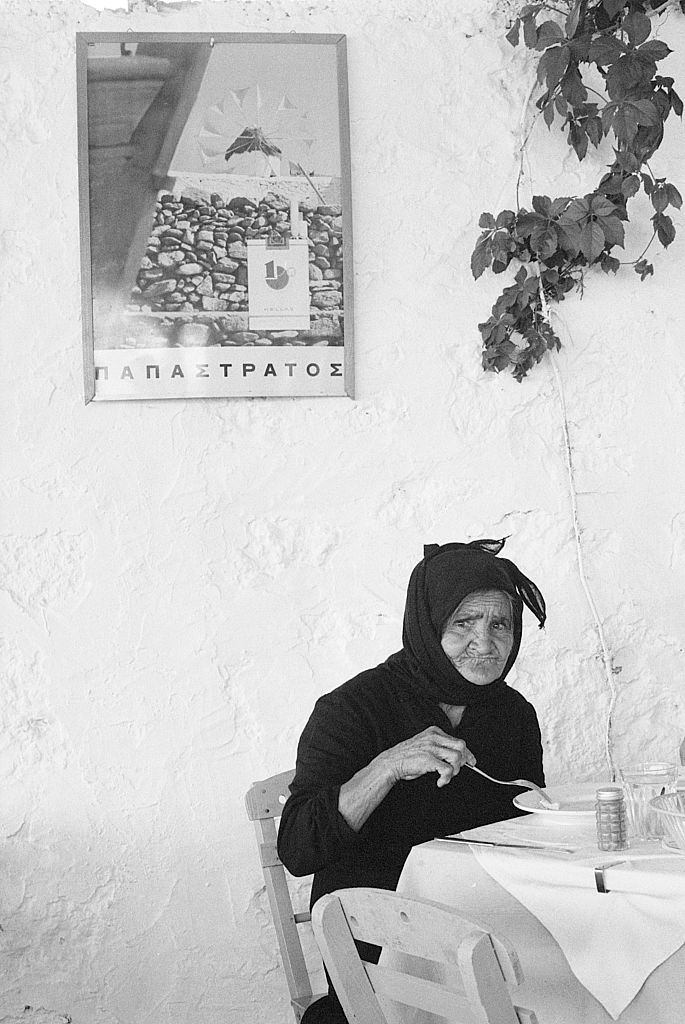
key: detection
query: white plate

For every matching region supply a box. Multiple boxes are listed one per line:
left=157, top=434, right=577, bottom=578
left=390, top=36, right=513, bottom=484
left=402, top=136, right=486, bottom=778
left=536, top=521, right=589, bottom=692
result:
left=513, top=782, right=600, bottom=819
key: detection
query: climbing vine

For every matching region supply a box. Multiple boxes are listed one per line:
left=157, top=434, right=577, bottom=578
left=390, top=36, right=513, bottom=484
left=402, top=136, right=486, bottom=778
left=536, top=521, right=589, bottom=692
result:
left=472, top=0, right=683, bottom=380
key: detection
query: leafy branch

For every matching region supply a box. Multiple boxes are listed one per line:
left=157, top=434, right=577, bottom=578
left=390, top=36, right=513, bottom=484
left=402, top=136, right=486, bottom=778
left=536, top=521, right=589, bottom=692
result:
left=472, top=0, right=683, bottom=380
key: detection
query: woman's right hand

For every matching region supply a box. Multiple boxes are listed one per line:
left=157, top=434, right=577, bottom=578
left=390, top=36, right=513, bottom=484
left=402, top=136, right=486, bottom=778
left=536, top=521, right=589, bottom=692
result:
left=338, top=726, right=477, bottom=831
left=380, top=726, right=476, bottom=788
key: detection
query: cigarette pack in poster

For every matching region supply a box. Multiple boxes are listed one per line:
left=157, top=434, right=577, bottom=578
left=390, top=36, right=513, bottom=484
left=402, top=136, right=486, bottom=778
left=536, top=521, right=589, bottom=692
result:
left=246, top=238, right=311, bottom=330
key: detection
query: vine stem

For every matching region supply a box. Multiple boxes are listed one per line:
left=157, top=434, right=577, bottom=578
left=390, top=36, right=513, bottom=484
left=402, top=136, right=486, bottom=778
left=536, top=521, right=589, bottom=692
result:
left=537, top=276, right=619, bottom=780
left=583, top=84, right=612, bottom=104
left=515, top=41, right=620, bottom=780
left=619, top=226, right=658, bottom=264
left=516, top=79, right=542, bottom=209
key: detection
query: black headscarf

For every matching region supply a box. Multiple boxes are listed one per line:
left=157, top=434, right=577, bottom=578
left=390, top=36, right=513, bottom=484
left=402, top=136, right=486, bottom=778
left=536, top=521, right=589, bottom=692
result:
left=386, top=538, right=546, bottom=706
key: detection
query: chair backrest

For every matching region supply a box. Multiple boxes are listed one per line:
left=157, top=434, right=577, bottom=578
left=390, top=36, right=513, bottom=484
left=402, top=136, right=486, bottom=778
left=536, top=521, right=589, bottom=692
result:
left=245, top=769, right=325, bottom=1022
left=312, top=887, right=538, bottom=1024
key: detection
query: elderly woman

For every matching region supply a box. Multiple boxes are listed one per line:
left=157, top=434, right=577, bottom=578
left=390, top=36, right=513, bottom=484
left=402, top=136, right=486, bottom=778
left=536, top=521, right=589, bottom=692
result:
left=277, top=539, right=546, bottom=1022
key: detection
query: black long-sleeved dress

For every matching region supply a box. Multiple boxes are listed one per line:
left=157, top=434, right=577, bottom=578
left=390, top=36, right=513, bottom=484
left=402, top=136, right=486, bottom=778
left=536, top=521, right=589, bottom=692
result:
left=277, top=661, right=545, bottom=910
left=278, top=540, right=547, bottom=1021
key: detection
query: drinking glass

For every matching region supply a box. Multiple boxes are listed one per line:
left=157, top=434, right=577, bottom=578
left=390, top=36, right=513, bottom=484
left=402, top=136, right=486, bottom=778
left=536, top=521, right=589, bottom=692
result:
left=619, top=762, right=678, bottom=840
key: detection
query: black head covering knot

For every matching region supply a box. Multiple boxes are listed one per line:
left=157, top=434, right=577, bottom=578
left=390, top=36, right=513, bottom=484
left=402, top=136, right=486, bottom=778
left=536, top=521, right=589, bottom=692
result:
left=386, top=538, right=546, bottom=707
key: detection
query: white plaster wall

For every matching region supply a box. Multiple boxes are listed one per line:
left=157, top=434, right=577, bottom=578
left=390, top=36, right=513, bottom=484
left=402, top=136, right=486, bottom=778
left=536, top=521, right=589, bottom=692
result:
left=1, top=0, right=684, bottom=1021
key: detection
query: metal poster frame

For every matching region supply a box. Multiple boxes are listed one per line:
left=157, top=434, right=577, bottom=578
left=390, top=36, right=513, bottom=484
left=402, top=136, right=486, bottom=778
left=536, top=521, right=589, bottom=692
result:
left=76, top=32, right=354, bottom=402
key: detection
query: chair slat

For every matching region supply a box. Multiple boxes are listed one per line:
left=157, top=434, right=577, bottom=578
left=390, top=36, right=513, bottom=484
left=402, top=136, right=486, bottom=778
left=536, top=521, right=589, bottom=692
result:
left=259, top=840, right=281, bottom=868
left=364, top=963, right=477, bottom=1021
left=459, top=932, right=521, bottom=1024
left=333, top=887, right=519, bottom=973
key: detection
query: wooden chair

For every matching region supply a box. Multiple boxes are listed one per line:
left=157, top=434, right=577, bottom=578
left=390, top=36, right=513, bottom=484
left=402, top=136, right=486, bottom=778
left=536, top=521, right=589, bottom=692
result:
left=312, top=887, right=538, bottom=1024
left=245, top=769, right=326, bottom=1022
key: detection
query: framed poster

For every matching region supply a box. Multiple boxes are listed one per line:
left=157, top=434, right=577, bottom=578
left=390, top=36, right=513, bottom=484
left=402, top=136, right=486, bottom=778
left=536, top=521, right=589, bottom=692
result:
left=76, top=33, right=354, bottom=401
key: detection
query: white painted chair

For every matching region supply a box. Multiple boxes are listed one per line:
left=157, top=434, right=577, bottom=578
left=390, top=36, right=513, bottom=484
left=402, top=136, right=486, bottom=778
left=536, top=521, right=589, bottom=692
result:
left=245, top=769, right=326, bottom=1022
left=312, top=887, right=538, bottom=1024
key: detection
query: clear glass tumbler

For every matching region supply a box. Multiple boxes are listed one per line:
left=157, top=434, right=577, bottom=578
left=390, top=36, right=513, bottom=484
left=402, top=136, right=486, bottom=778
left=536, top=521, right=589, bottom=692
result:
left=619, top=762, right=678, bottom=840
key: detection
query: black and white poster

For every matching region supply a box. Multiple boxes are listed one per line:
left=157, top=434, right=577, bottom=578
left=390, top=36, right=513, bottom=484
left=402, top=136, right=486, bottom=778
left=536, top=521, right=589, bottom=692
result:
left=77, top=32, right=354, bottom=401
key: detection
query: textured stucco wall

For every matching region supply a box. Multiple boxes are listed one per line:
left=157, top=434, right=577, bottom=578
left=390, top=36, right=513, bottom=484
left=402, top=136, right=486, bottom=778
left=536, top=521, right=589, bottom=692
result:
left=1, top=0, right=684, bottom=1022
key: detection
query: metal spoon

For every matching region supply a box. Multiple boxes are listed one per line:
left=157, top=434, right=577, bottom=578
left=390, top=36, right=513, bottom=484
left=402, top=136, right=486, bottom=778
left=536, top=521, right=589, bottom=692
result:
left=464, top=763, right=556, bottom=807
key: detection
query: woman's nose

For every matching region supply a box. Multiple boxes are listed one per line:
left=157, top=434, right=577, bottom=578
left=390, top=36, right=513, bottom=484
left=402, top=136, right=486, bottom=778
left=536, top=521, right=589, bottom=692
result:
left=470, top=625, right=495, bottom=652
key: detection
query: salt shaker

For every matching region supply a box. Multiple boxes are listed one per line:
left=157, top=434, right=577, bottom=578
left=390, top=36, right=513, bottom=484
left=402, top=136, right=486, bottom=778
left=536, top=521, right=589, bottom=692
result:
left=595, top=786, right=628, bottom=851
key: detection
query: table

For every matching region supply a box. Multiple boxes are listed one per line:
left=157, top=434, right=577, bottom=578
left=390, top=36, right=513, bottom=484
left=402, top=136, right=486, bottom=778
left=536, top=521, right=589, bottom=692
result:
left=391, top=839, right=685, bottom=1024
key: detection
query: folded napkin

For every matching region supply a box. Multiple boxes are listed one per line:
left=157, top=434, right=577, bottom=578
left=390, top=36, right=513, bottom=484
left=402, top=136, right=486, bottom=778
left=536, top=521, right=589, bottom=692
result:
left=470, top=840, right=685, bottom=1019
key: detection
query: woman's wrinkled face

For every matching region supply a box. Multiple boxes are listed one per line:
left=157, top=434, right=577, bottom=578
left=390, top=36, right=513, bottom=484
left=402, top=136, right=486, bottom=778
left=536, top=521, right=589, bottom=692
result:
left=440, top=589, right=514, bottom=685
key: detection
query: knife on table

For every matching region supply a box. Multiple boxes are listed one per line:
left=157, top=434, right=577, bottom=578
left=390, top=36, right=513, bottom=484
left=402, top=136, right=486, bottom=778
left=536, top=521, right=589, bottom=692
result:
left=438, top=835, right=578, bottom=853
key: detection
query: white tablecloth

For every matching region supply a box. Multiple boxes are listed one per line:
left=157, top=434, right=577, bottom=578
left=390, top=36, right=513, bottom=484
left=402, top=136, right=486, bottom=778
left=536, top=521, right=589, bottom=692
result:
left=390, top=838, right=685, bottom=1024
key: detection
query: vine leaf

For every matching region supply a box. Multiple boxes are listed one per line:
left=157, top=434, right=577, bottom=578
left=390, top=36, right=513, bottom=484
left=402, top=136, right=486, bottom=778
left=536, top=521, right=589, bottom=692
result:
left=623, top=11, right=651, bottom=46
left=613, top=104, right=640, bottom=143
left=599, top=215, right=625, bottom=247
left=589, top=35, right=626, bottom=65
left=631, top=99, right=661, bottom=126
left=570, top=34, right=592, bottom=62
left=638, top=40, right=672, bottom=62
left=558, top=197, right=589, bottom=222
left=591, top=196, right=617, bottom=217
left=532, top=195, right=552, bottom=216
left=506, top=20, right=520, bottom=47
left=603, top=0, right=625, bottom=17
left=569, top=121, right=589, bottom=159
left=536, top=20, right=566, bottom=49
left=616, top=150, right=639, bottom=172
left=471, top=235, right=493, bottom=279
left=532, top=225, right=559, bottom=259
left=601, top=254, right=621, bottom=273
left=523, top=15, right=538, bottom=49
left=558, top=223, right=582, bottom=254
left=473, top=0, right=681, bottom=380
left=651, top=184, right=670, bottom=212
left=635, top=259, right=654, bottom=280
left=585, top=115, right=603, bottom=147
left=621, top=174, right=641, bottom=198
left=566, top=3, right=581, bottom=39
left=561, top=64, right=588, bottom=104
left=537, top=45, right=571, bottom=89
left=667, top=183, right=683, bottom=208
left=653, top=212, right=676, bottom=246
left=580, top=221, right=606, bottom=261
left=641, top=171, right=655, bottom=194
left=607, top=57, right=654, bottom=101
left=601, top=102, right=617, bottom=134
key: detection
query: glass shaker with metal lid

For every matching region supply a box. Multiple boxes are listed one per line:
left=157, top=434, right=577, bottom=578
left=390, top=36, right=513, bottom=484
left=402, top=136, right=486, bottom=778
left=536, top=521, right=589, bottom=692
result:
left=596, top=786, right=628, bottom=851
